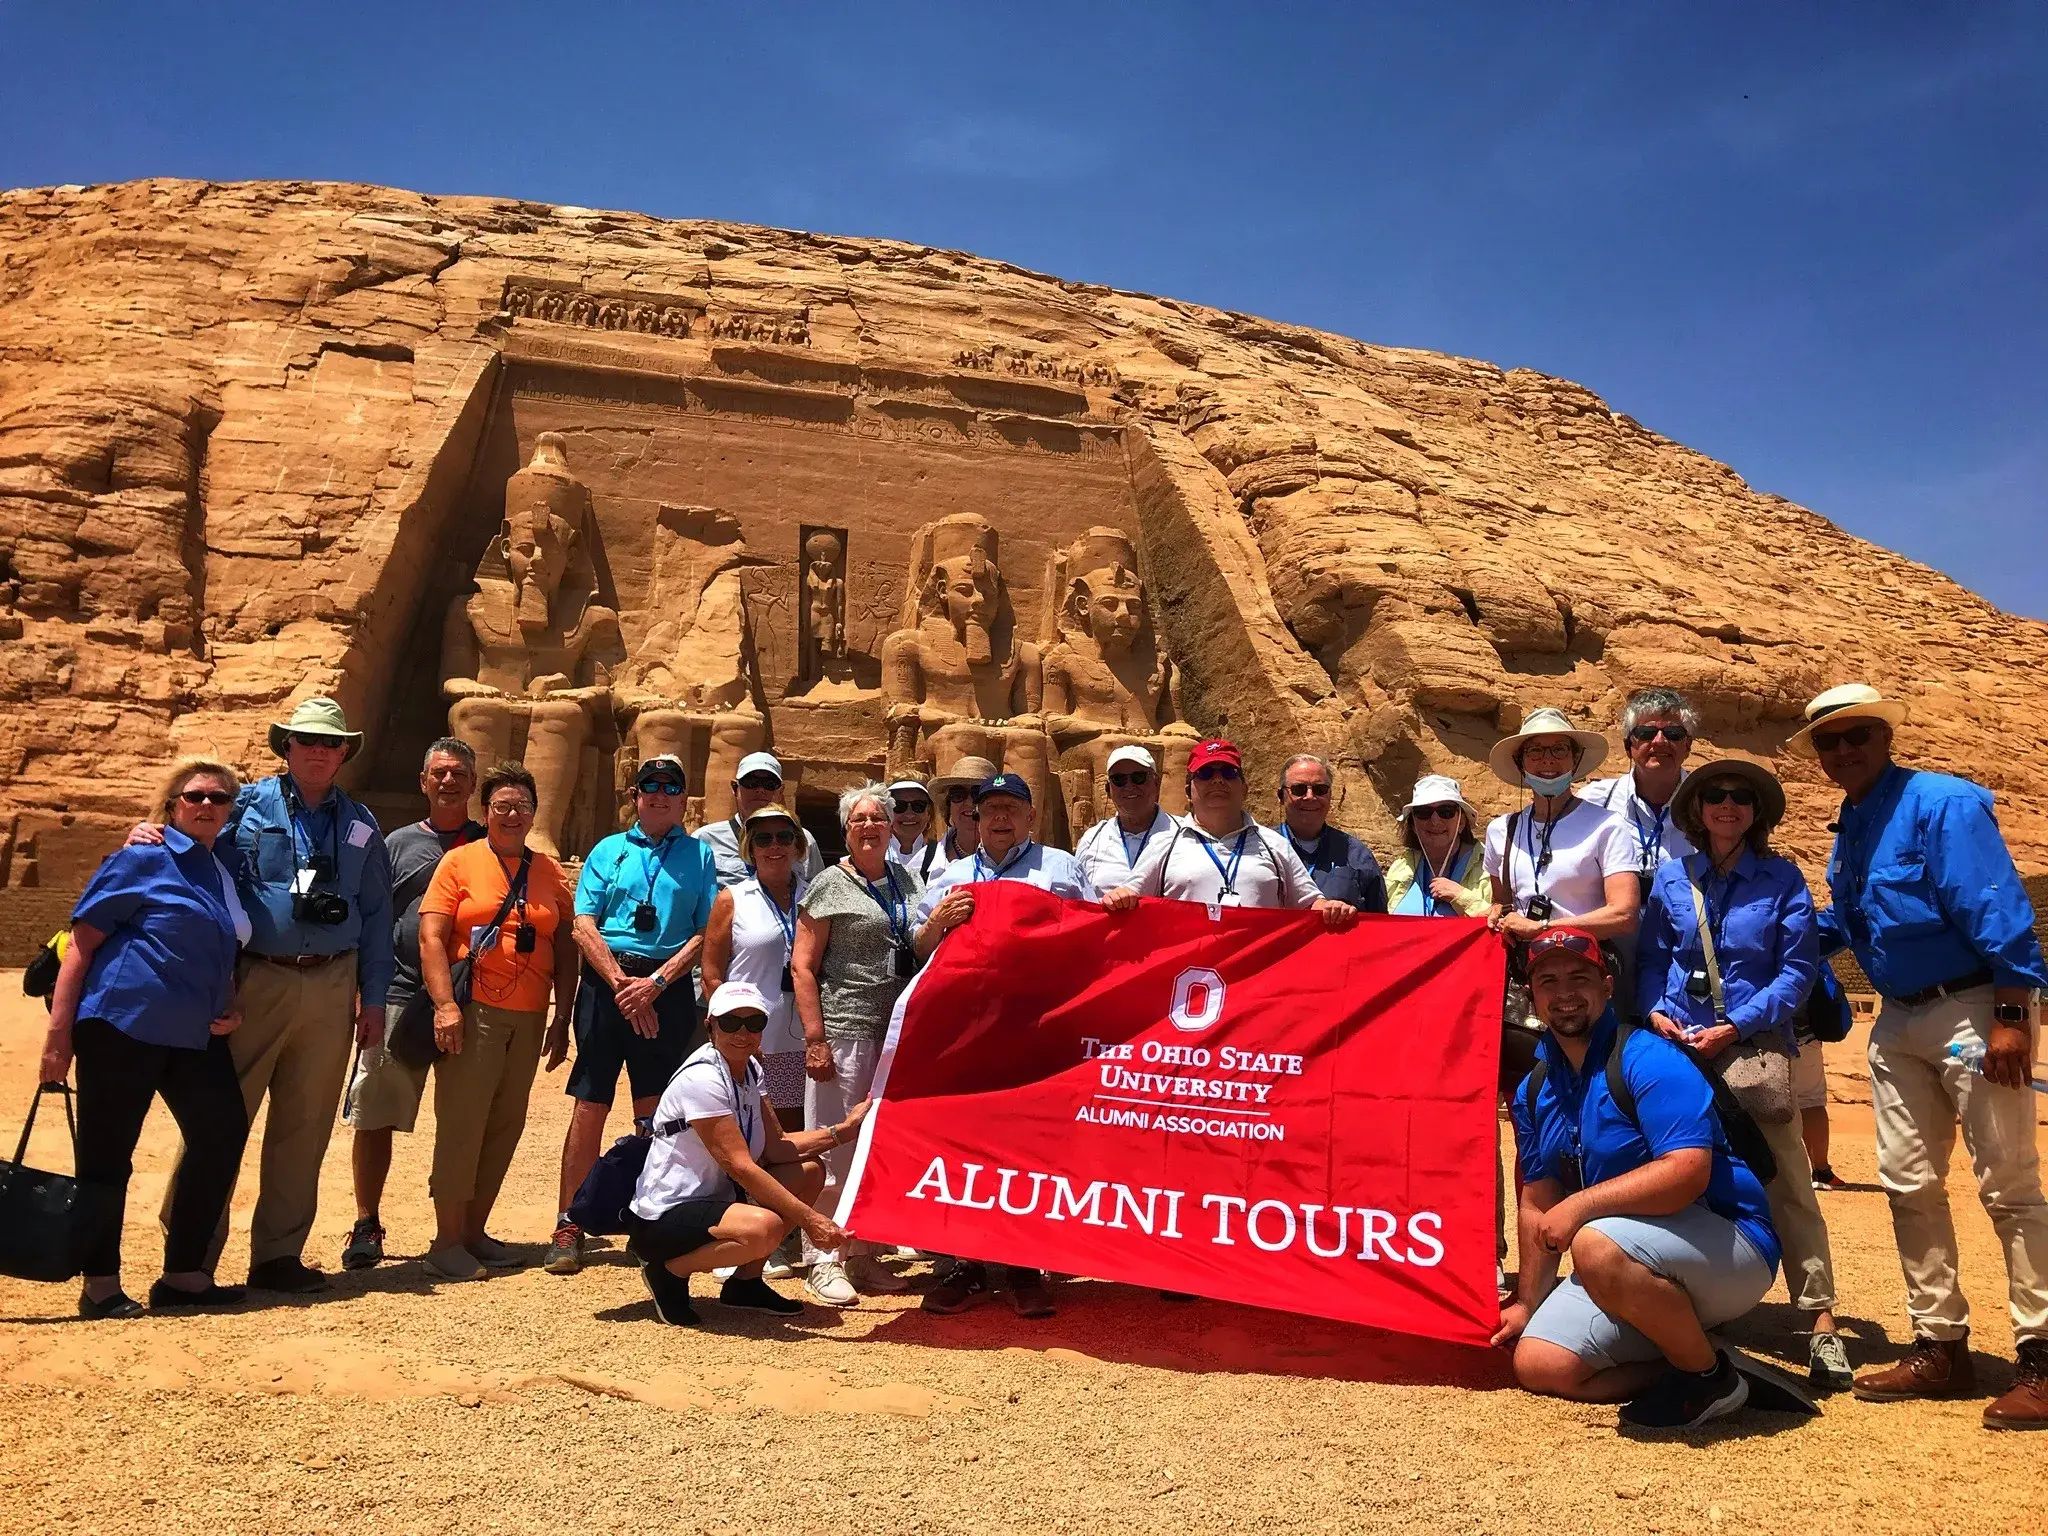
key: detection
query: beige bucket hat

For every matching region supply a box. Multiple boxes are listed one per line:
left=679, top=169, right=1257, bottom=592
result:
left=1486, top=707, right=1608, bottom=787
left=929, top=755, right=1000, bottom=798
left=1788, top=683, right=1908, bottom=756
left=268, top=696, right=363, bottom=762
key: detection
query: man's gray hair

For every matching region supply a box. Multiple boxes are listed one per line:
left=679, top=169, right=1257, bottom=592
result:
left=837, top=780, right=891, bottom=831
left=1278, top=753, right=1336, bottom=786
left=1618, top=688, right=1700, bottom=738
left=422, top=736, right=477, bottom=773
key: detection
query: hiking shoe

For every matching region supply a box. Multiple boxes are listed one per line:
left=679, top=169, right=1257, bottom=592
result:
left=639, top=1261, right=699, bottom=1327
left=1004, top=1266, right=1056, bottom=1319
left=1984, top=1340, right=2048, bottom=1431
left=806, top=1260, right=859, bottom=1307
left=341, top=1218, right=385, bottom=1271
left=544, top=1222, right=584, bottom=1276
left=246, top=1256, right=329, bottom=1293
left=720, top=1275, right=804, bottom=1315
left=78, top=1287, right=144, bottom=1320
left=1853, top=1335, right=1976, bottom=1401
left=922, top=1261, right=991, bottom=1315
left=1811, top=1165, right=1847, bottom=1192
left=425, top=1245, right=482, bottom=1281
left=847, top=1254, right=909, bottom=1294
left=1808, top=1331, right=1853, bottom=1391
left=1619, top=1352, right=1749, bottom=1429
left=470, top=1235, right=523, bottom=1270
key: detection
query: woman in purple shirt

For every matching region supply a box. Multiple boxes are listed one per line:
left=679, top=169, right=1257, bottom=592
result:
left=40, top=759, right=254, bottom=1319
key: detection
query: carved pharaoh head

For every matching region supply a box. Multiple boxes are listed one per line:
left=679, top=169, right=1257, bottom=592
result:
left=498, top=433, right=594, bottom=633
left=909, top=514, right=1007, bottom=667
left=1054, top=528, right=1147, bottom=657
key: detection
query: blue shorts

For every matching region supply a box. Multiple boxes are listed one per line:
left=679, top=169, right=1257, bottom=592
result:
left=565, top=963, right=700, bottom=1107
left=1524, top=1207, right=1775, bottom=1371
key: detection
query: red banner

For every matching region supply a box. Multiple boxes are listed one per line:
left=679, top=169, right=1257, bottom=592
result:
left=841, top=884, right=1506, bottom=1345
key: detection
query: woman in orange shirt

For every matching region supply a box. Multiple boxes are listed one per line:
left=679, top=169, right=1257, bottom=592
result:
left=419, top=762, right=578, bottom=1280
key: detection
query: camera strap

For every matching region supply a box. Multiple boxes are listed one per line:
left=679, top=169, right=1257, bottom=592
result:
left=1685, top=874, right=1730, bottom=1027
left=284, top=773, right=342, bottom=885
left=475, top=851, right=534, bottom=959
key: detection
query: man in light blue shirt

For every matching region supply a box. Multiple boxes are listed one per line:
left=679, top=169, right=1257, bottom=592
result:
left=912, top=773, right=1098, bottom=948
left=1796, top=684, right=2048, bottom=1427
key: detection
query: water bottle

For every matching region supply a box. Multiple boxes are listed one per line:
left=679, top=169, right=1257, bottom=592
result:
left=1946, top=1042, right=2048, bottom=1096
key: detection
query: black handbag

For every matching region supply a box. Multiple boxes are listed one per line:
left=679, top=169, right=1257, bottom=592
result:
left=389, top=852, right=532, bottom=1070
left=0, top=1083, right=121, bottom=1283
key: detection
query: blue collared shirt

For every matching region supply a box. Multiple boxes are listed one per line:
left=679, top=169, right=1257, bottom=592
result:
left=575, top=823, right=720, bottom=960
left=912, top=840, right=1099, bottom=926
left=229, top=773, right=394, bottom=1004
left=1814, top=765, right=2048, bottom=997
left=73, top=828, right=246, bottom=1050
left=1510, top=1009, right=1780, bottom=1275
left=1635, top=849, right=1819, bottom=1050
left=1275, top=823, right=1389, bottom=912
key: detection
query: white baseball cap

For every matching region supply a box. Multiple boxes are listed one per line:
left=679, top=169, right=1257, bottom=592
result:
left=707, top=980, right=771, bottom=1020
left=1105, top=745, right=1157, bottom=774
left=734, top=751, right=784, bottom=784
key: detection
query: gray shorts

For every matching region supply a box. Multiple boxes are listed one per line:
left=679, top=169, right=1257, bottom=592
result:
left=1791, top=1043, right=1827, bottom=1111
left=1524, top=1206, right=1775, bottom=1371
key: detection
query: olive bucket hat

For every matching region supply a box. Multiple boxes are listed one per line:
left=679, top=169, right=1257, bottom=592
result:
left=267, top=696, right=364, bottom=762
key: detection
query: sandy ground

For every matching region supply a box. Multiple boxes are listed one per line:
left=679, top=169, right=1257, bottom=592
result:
left=1, top=981, right=2042, bottom=1536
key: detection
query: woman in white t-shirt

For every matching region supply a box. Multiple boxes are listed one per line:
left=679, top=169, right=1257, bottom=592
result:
left=1482, top=708, right=1640, bottom=945
left=624, top=981, right=869, bottom=1328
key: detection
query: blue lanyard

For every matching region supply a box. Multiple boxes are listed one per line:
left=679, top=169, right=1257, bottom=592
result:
left=1198, top=829, right=1250, bottom=895
left=1118, top=819, right=1157, bottom=869
left=973, top=841, right=1034, bottom=883
left=638, top=831, right=681, bottom=904
left=1632, top=800, right=1668, bottom=870
left=762, top=882, right=797, bottom=949
left=1697, top=860, right=1736, bottom=959
left=285, top=779, right=337, bottom=873
left=725, top=1059, right=756, bottom=1146
left=859, top=866, right=911, bottom=946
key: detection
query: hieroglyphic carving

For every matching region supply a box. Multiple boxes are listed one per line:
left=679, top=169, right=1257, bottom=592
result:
left=952, top=344, right=1119, bottom=388
left=500, top=278, right=698, bottom=338
left=705, top=307, right=810, bottom=346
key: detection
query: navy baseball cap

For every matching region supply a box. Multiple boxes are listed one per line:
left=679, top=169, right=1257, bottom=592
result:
left=973, top=772, right=1032, bottom=805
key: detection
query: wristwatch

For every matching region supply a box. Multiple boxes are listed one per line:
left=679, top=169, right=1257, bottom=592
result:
left=1993, top=1002, right=2029, bottom=1025
left=651, top=972, right=670, bottom=992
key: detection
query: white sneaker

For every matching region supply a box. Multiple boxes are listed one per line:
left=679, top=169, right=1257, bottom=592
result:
left=712, top=1265, right=737, bottom=1280
left=806, top=1260, right=858, bottom=1307
left=847, top=1255, right=909, bottom=1294
left=762, top=1232, right=806, bottom=1280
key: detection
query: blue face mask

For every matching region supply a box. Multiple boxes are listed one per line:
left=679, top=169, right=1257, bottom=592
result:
left=1524, top=768, right=1575, bottom=797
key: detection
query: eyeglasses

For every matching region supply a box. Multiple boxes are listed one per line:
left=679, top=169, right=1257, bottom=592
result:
left=847, top=811, right=891, bottom=827
left=288, top=733, right=344, bottom=750
left=1698, top=785, right=1757, bottom=807
left=1628, top=724, right=1690, bottom=745
left=1191, top=764, right=1242, bottom=782
left=752, top=828, right=799, bottom=847
left=177, top=789, right=235, bottom=806
left=714, top=1012, right=766, bottom=1034
left=487, top=799, right=534, bottom=817
left=1411, top=804, right=1462, bottom=822
left=892, top=798, right=931, bottom=815
left=1811, top=723, right=1877, bottom=753
left=1284, top=782, right=1331, bottom=800
left=1107, top=770, right=1153, bottom=788
left=946, top=787, right=975, bottom=804
left=637, top=780, right=685, bottom=797
left=736, top=774, right=782, bottom=791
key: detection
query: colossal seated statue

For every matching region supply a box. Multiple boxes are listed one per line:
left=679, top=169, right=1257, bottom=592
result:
left=881, top=513, right=1051, bottom=812
left=1039, top=526, right=1196, bottom=828
left=440, top=432, right=624, bottom=857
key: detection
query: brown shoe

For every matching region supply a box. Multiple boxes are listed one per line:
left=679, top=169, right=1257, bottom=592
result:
left=1852, top=1334, right=1976, bottom=1401
left=1984, top=1341, right=2048, bottom=1431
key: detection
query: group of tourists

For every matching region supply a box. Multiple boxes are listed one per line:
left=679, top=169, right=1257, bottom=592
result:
left=32, top=677, right=2048, bottom=1432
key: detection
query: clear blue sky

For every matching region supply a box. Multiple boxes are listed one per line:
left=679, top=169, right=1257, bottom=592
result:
left=5, top=2, right=2042, bottom=619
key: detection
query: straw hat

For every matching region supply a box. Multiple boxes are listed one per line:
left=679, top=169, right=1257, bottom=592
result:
left=929, top=756, right=999, bottom=798
left=1788, top=683, right=1908, bottom=757
left=267, top=697, right=363, bottom=762
left=1671, top=760, right=1787, bottom=840
left=1486, top=707, right=1608, bottom=787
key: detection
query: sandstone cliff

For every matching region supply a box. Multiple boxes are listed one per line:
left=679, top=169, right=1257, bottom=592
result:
left=3, top=177, right=2044, bottom=892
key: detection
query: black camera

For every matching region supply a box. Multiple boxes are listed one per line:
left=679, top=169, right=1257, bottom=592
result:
left=514, top=924, right=537, bottom=954
left=1685, top=969, right=1712, bottom=1002
left=632, top=902, right=657, bottom=934
left=780, top=961, right=795, bottom=994
left=292, top=889, right=351, bottom=926
left=893, top=944, right=916, bottom=980
left=1525, top=894, right=1554, bottom=922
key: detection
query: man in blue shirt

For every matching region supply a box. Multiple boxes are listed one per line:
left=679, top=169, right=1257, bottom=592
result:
left=547, top=754, right=720, bottom=1275
left=1496, top=928, right=1780, bottom=1429
left=1797, top=683, right=2048, bottom=1428
left=147, top=696, right=394, bottom=1293
left=1270, top=754, right=1387, bottom=912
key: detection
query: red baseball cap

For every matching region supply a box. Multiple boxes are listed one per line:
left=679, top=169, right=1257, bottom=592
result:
left=1525, top=927, right=1607, bottom=975
left=1187, top=739, right=1242, bottom=774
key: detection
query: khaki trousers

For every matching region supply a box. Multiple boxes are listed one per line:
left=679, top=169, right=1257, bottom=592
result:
left=1868, top=985, right=2048, bottom=1344
left=1757, top=1099, right=1838, bottom=1311
left=430, top=1001, right=545, bottom=1208
left=167, top=953, right=358, bottom=1270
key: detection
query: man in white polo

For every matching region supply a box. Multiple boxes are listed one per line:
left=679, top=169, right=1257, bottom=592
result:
left=698, top=751, right=825, bottom=890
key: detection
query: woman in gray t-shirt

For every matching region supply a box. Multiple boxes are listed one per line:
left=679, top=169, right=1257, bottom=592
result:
left=789, top=782, right=922, bottom=1304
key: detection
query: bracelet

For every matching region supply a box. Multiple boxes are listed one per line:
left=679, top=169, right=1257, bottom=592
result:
left=827, top=1125, right=843, bottom=1147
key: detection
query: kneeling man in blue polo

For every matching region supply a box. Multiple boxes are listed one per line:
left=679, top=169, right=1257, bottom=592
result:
left=1495, top=927, right=1781, bottom=1429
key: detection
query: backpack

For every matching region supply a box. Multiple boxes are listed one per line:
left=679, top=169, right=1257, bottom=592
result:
left=1520, top=1016, right=1778, bottom=1187
left=1798, top=963, right=1854, bottom=1046
left=565, top=1132, right=653, bottom=1236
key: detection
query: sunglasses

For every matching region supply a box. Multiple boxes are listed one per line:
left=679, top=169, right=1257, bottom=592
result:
left=1526, top=930, right=1602, bottom=967
left=1411, top=803, right=1462, bottom=822
left=637, top=780, right=685, bottom=797
left=893, top=798, right=931, bottom=815
left=714, top=1012, right=766, bottom=1034
left=1191, top=764, right=1242, bottom=782
left=1698, top=785, right=1757, bottom=807
left=1811, top=723, right=1877, bottom=753
left=1284, top=782, right=1331, bottom=800
left=177, top=789, right=235, bottom=806
left=737, top=774, right=782, bottom=791
left=752, top=828, right=799, bottom=847
left=1107, top=770, right=1153, bottom=788
left=946, top=787, right=975, bottom=804
left=1628, top=724, right=1689, bottom=745
left=288, top=732, right=345, bottom=750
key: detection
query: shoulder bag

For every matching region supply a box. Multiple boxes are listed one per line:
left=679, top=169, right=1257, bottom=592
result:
left=389, top=852, right=533, bottom=1070
left=1687, top=874, right=1795, bottom=1126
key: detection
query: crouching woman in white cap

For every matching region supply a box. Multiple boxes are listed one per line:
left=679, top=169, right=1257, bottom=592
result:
left=624, top=981, right=868, bottom=1327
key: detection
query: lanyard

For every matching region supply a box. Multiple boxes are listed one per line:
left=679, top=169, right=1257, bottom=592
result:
left=1522, top=805, right=1566, bottom=892
left=1631, top=798, right=1669, bottom=871
left=1697, top=858, right=1737, bottom=959
left=856, top=864, right=911, bottom=947
left=761, top=880, right=798, bottom=950
left=1420, top=843, right=1468, bottom=917
left=285, top=778, right=339, bottom=877
left=1118, top=818, right=1157, bottom=869
left=638, top=830, right=681, bottom=904
left=1198, top=828, right=1251, bottom=896
left=973, top=841, right=1035, bottom=883
left=724, top=1058, right=756, bottom=1147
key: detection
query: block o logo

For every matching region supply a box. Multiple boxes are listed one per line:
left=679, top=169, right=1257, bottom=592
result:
left=1170, top=967, right=1227, bottom=1032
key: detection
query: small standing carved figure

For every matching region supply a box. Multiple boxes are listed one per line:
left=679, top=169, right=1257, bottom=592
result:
left=804, top=530, right=847, bottom=669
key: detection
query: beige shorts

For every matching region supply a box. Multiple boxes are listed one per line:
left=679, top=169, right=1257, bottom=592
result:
left=343, top=1042, right=431, bottom=1134
left=1791, top=1042, right=1827, bottom=1112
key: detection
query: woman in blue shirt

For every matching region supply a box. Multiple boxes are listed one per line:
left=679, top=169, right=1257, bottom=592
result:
left=1636, top=758, right=1849, bottom=1389
left=40, top=759, right=254, bottom=1320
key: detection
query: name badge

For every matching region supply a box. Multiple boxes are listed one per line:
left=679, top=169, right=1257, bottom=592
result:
left=346, top=820, right=374, bottom=848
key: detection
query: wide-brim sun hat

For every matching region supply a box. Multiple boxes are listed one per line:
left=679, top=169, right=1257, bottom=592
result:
left=1671, top=759, right=1787, bottom=837
left=929, top=756, right=999, bottom=797
left=268, top=696, right=364, bottom=762
left=1787, top=683, right=1909, bottom=757
left=1397, top=773, right=1481, bottom=826
left=1486, top=707, right=1607, bottom=787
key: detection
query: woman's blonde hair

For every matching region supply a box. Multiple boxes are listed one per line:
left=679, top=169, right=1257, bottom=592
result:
left=741, top=810, right=810, bottom=863
left=154, top=757, right=242, bottom=823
